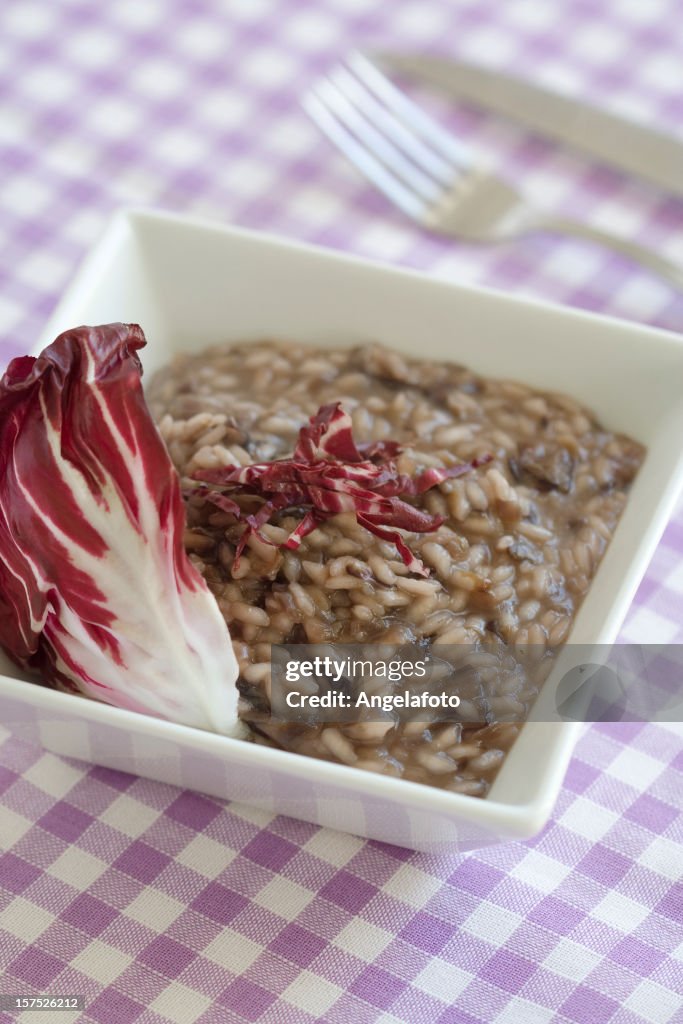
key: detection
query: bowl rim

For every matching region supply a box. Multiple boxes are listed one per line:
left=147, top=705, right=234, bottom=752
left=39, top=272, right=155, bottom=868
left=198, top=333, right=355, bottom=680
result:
left=47, top=205, right=683, bottom=346
left=0, top=671, right=583, bottom=839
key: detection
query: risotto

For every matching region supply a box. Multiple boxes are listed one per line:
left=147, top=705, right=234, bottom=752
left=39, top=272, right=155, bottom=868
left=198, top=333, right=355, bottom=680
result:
left=147, top=340, right=644, bottom=797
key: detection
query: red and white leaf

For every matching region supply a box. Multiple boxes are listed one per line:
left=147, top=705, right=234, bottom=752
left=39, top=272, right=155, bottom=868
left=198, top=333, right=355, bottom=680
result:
left=0, top=324, right=242, bottom=735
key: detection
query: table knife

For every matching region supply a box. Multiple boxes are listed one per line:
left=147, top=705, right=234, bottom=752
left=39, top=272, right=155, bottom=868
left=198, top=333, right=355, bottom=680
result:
left=374, top=52, right=683, bottom=197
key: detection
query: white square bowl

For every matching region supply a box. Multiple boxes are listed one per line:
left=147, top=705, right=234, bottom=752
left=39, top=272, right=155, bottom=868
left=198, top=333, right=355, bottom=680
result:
left=1, top=207, right=682, bottom=854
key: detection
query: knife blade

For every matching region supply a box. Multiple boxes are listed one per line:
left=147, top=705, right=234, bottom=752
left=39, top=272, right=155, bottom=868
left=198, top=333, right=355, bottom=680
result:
left=374, top=52, right=683, bottom=197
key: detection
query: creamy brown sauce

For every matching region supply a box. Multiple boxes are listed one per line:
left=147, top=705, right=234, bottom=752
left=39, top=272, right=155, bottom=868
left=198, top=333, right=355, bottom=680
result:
left=148, top=340, right=644, bottom=796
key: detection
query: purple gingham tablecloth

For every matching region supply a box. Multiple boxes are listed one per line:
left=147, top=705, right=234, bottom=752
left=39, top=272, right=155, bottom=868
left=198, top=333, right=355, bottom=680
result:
left=0, top=1, right=682, bottom=1022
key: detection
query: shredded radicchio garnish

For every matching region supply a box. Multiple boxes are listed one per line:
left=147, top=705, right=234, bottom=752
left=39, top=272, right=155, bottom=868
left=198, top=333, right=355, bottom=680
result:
left=193, top=402, right=491, bottom=577
left=0, top=324, right=242, bottom=735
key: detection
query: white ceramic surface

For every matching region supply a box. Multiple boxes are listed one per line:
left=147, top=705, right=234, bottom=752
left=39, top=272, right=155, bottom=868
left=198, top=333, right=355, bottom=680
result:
left=1, top=208, right=682, bottom=853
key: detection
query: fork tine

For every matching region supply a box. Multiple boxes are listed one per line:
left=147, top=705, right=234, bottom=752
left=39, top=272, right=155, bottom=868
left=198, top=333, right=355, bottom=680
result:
left=302, top=92, right=426, bottom=220
left=348, top=52, right=471, bottom=167
left=329, top=64, right=454, bottom=186
left=312, top=78, right=442, bottom=203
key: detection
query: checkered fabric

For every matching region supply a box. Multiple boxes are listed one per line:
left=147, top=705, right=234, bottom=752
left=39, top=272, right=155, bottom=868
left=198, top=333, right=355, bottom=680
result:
left=0, top=1, right=681, bottom=1022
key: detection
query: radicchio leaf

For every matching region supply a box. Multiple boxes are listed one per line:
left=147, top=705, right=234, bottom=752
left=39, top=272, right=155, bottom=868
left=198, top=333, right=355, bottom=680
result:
left=194, top=402, right=491, bottom=576
left=0, top=323, right=242, bottom=735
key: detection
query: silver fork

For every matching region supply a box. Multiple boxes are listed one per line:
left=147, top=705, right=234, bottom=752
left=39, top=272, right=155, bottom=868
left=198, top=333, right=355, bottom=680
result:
left=303, top=54, right=683, bottom=290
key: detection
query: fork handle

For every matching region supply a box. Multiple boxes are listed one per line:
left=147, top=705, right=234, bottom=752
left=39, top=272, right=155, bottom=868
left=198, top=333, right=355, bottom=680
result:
left=527, top=215, right=683, bottom=291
